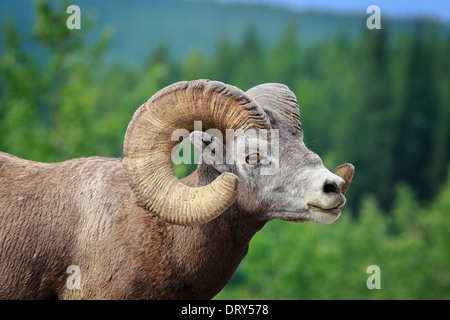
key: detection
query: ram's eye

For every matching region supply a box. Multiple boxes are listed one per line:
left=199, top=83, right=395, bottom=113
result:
left=246, top=153, right=260, bottom=165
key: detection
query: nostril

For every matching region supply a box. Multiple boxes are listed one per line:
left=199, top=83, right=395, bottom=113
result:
left=323, top=180, right=339, bottom=194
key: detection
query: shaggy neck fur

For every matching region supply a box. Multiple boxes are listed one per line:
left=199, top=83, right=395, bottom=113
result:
left=159, top=164, right=267, bottom=299
left=0, top=154, right=266, bottom=300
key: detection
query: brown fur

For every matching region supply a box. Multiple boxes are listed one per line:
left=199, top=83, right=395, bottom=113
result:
left=0, top=152, right=264, bottom=299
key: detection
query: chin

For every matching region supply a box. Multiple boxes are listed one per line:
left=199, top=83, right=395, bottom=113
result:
left=307, top=207, right=341, bottom=224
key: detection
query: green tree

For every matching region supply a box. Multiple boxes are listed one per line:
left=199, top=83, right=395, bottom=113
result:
left=0, top=0, right=112, bottom=161
left=212, top=34, right=237, bottom=83
left=267, top=23, right=301, bottom=88
left=233, top=26, right=264, bottom=88
left=391, top=22, right=439, bottom=201
left=338, top=28, right=394, bottom=209
left=181, top=49, right=210, bottom=80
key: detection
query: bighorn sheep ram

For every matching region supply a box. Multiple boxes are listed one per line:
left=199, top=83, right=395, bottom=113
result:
left=0, top=80, right=354, bottom=299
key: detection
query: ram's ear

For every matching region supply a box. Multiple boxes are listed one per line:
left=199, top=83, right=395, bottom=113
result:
left=189, top=131, right=232, bottom=173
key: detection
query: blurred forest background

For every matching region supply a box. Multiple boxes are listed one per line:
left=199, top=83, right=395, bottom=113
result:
left=0, top=0, right=449, bottom=299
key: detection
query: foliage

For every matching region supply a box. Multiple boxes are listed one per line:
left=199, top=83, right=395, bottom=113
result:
left=0, top=0, right=116, bottom=162
left=0, top=0, right=449, bottom=300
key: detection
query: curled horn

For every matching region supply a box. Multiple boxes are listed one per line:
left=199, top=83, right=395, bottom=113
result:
left=123, top=80, right=270, bottom=226
left=246, top=83, right=301, bottom=132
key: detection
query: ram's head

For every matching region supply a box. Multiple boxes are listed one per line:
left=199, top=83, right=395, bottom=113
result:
left=123, top=80, right=354, bottom=226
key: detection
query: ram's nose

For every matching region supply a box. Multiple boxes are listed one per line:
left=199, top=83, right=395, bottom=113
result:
left=321, top=173, right=346, bottom=208
left=307, top=170, right=346, bottom=210
left=323, top=177, right=343, bottom=196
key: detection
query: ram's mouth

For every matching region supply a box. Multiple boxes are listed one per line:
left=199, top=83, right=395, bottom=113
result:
left=282, top=205, right=341, bottom=224
left=307, top=204, right=341, bottom=216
